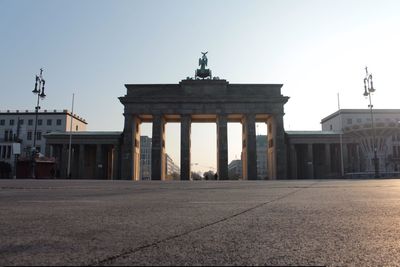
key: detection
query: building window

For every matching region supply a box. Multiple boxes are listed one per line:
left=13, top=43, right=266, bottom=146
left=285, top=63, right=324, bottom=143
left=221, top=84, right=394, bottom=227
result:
left=76, top=125, right=78, bottom=131
left=347, top=118, right=352, bottom=125
left=47, top=119, right=52, bottom=126
left=36, top=146, right=41, bottom=153
left=330, top=124, right=333, bottom=130
left=38, top=119, right=42, bottom=126
left=37, top=132, right=42, bottom=141
left=9, top=119, right=14, bottom=126
left=56, top=119, right=62, bottom=126
left=357, top=118, right=362, bottom=123
left=28, top=119, right=33, bottom=126
left=4, top=130, right=9, bottom=141
left=0, top=120, right=4, bottom=126
left=27, top=131, right=32, bottom=141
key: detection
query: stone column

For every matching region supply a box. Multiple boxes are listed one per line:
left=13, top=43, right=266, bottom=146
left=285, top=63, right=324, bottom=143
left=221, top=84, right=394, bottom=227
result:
left=307, top=143, right=314, bottom=179
left=112, top=144, right=120, bottom=180
left=325, top=143, right=331, bottom=178
left=267, top=114, right=287, bottom=180
left=78, top=144, right=85, bottom=179
left=355, top=144, right=360, bottom=172
left=121, top=114, right=141, bottom=180
left=95, top=144, right=103, bottom=178
left=342, top=143, right=348, bottom=175
left=290, top=144, right=297, bottom=179
left=242, top=114, right=257, bottom=180
left=217, top=114, right=228, bottom=180
left=180, top=114, right=191, bottom=180
left=61, top=144, right=68, bottom=178
left=71, top=145, right=78, bottom=178
left=152, top=114, right=166, bottom=180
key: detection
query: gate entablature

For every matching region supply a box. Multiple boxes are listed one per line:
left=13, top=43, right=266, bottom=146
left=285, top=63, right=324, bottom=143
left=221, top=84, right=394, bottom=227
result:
left=129, top=114, right=275, bottom=124
left=119, top=80, right=288, bottom=116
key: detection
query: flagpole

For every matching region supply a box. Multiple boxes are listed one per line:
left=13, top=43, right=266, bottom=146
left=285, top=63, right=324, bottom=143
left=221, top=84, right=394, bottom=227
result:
left=67, top=93, right=74, bottom=178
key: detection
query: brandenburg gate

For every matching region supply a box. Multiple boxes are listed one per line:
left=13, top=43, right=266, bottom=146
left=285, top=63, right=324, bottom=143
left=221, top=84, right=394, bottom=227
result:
left=119, top=53, right=289, bottom=180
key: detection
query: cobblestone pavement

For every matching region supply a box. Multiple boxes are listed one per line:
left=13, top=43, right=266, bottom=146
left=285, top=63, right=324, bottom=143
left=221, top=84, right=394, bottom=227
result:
left=1, top=179, right=400, bottom=266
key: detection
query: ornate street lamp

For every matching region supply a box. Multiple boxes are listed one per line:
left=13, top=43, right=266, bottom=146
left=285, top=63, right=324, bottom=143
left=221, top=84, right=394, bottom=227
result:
left=363, top=67, right=379, bottom=178
left=31, top=68, right=46, bottom=178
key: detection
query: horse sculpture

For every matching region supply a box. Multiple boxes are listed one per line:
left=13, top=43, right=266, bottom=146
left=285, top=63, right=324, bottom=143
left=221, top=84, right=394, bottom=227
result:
left=195, top=52, right=212, bottom=79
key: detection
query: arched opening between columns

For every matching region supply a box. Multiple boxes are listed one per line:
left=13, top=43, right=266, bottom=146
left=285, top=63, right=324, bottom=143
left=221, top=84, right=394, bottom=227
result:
left=139, top=122, right=152, bottom=180
left=256, top=122, right=268, bottom=180
left=228, top=122, right=243, bottom=180
left=191, top=120, right=216, bottom=180
left=165, top=121, right=181, bottom=180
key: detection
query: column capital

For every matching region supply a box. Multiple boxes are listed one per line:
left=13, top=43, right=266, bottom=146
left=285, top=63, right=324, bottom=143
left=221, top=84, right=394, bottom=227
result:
left=180, top=114, right=192, bottom=118
left=217, top=113, right=228, bottom=122
left=242, top=113, right=256, bottom=119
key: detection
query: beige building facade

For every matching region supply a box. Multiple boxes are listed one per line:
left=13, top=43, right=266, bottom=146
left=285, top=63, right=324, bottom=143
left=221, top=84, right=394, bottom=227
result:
left=321, top=109, right=400, bottom=175
left=0, top=109, right=87, bottom=171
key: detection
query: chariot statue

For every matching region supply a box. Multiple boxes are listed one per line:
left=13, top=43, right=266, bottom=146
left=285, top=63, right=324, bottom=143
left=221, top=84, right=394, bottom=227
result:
left=195, top=52, right=212, bottom=79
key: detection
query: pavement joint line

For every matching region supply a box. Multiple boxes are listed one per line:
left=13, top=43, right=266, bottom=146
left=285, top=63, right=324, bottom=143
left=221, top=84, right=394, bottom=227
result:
left=88, top=181, right=322, bottom=266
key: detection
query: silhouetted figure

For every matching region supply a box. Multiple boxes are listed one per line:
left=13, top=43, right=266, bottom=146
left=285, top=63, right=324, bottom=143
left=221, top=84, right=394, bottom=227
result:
left=214, top=173, right=218, bottom=180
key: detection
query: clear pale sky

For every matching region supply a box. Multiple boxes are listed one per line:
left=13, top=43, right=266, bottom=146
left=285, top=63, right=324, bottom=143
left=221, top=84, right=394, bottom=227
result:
left=1, top=0, right=399, bottom=172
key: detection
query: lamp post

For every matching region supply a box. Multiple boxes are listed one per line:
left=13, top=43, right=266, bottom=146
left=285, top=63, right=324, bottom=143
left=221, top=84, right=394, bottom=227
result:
left=31, top=68, right=46, bottom=178
left=363, top=66, right=379, bottom=178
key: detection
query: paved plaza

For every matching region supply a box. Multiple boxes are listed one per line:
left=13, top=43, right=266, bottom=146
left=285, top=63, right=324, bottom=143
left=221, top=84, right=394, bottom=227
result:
left=1, top=179, right=400, bottom=266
